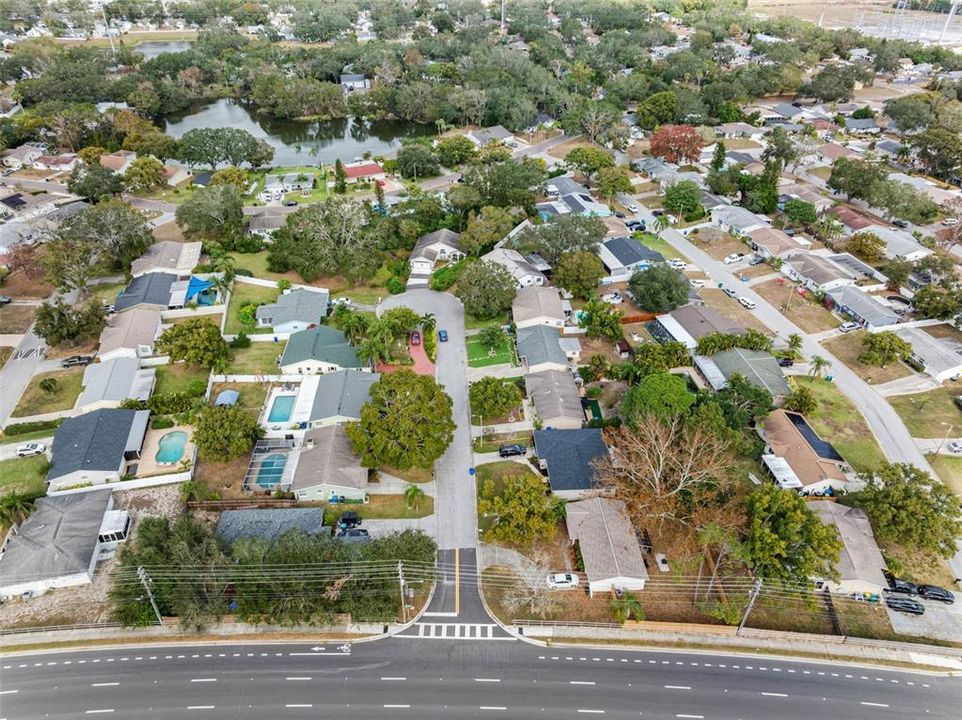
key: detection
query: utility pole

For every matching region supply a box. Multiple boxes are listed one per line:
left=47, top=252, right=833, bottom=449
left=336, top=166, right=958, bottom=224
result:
left=397, top=561, right=407, bottom=624
left=137, top=566, right=163, bottom=625
left=101, top=5, right=116, bottom=59
left=737, top=578, right=762, bottom=636
left=940, top=2, right=960, bottom=44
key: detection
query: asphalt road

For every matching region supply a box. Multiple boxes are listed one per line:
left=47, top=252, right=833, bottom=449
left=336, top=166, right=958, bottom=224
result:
left=1, top=639, right=958, bottom=719
left=0, top=317, right=48, bottom=427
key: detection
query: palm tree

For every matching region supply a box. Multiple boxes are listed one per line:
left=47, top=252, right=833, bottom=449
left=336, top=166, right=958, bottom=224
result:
left=0, top=493, right=36, bottom=527
left=809, top=354, right=831, bottom=379
left=653, top=215, right=670, bottom=233
left=610, top=593, right=644, bottom=624
left=420, top=312, right=436, bottom=335
left=404, top=484, right=425, bottom=511
left=340, top=311, right=370, bottom=344
left=358, top=336, right=390, bottom=367
left=38, top=376, right=58, bottom=395
left=787, top=333, right=803, bottom=357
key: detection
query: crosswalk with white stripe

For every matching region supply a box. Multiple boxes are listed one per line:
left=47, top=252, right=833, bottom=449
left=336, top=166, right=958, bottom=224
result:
left=397, top=623, right=515, bottom=641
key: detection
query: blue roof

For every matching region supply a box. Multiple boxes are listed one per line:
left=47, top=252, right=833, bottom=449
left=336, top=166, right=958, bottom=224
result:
left=214, top=389, right=239, bottom=406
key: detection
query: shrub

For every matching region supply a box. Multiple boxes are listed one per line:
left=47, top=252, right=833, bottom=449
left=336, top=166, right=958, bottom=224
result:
left=387, top=276, right=406, bottom=294
left=151, top=416, right=175, bottom=430
left=229, top=332, right=252, bottom=349
left=234, top=268, right=253, bottom=277
left=2, top=418, right=63, bottom=435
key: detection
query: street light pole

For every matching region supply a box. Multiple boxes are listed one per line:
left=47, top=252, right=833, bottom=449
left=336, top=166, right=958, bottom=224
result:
left=938, top=422, right=955, bottom=455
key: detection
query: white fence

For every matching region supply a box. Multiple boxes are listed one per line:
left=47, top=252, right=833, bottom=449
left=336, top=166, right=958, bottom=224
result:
left=161, top=305, right=224, bottom=321
left=48, top=470, right=192, bottom=496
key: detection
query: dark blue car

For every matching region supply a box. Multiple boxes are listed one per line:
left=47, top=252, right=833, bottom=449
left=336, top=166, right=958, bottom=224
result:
left=438, top=329, right=448, bottom=342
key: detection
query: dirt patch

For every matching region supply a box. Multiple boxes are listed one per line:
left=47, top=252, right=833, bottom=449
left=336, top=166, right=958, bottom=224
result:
left=699, top=289, right=772, bottom=334
left=1, top=270, right=53, bottom=299
left=153, top=222, right=186, bottom=242
left=547, top=138, right=597, bottom=160
left=687, top=228, right=750, bottom=262
left=42, top=336, right=99, bottom=360
left=0, top=304, right=37, bottom=334
left=924, top=323, right=962, bottom=344
left=195, top=455, right=251, bottom=500
left=753, top=279, right=840, bottom=333
left=580, top=335, right=627, bottom=366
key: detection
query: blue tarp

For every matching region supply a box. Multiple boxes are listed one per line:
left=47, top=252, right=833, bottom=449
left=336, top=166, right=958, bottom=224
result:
left=214, top=389, right=239, bottom=407
left=186, top=275, right=214, bottom=303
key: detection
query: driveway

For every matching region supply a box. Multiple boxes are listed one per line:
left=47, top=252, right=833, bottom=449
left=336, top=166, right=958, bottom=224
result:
left=378, top=289, right=477, bottom=551
left=885, top=594, right=962, bottom=644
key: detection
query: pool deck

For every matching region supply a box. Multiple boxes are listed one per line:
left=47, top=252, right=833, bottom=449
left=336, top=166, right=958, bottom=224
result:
left=138, top=425, right=196, bottom=477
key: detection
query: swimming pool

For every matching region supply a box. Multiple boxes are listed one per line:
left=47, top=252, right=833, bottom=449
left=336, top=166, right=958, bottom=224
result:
left=268, top=394, right=296, bottom=423
left=155, top=431, right=188, bottom=464
left=256, top=453, right=287, bottom=489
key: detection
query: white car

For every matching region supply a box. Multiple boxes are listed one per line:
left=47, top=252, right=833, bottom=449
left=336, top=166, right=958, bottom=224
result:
left=630, top=332, right=642, bottom=342
left=546, top=572, right=580, bottom=590
left=602, top=292, right=623, bottom=305
left=625, top=203, right=639, bottom=213
left=16, top=442, right=46, bottom=457
left=722, top=287, right=738, bottom=298
left=946, top=441, right=962, bottom=454
left=689, top=279, right=705, bottom=288
left=942, top=218, right=959, bottom=227
left=738, top=297, right=756, bottom=310
left=666, top=258, right=686, bottom=270
left=330, top=297, right=352, bottom=307
left=723, top=253, right=745, bottom=265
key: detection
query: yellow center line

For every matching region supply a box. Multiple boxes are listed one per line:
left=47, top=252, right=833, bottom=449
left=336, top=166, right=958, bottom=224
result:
left=454, top=548, right=460, bottom=616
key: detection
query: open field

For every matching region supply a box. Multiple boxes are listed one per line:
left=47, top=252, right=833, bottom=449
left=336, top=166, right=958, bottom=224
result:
left=926, top=453, right=962, bottom=502
left=0, top=305, right=38, bottom=334
left=11, top=369, right=83, bottom=418
left=754, top=279, right=840, bottom=334
left=0, top=455, right=48, bottom=498
left=225, top=282, right=279, bottom=335
left=224, top=342, right=285, bottom=375
left=821, top=330, right=914, bottom=385
left=792, top=377, right=886, bottom=472
left=547, top=138, right=596, bottom=160
left=888, top=385, right=962, bottom=439
left=153, top=363, right=210, bottom=396
left=699, top=289, right=772, bottom=334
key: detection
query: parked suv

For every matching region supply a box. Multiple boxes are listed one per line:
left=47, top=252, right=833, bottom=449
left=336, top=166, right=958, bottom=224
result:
left=61, top=355, right=94, bottom=368
left=885, top=596, right=925, bottom=615
left=918, top=585, right=955, bottom=603
left=16, top=442, right=46, bottom=457
left=838, top=321, right=859, bottom=333
left=498, top=443, right=526, bottom=458
left=886, top=576, right=919, bottom=596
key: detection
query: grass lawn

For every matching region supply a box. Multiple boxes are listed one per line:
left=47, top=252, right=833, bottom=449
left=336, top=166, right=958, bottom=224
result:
left=635, top=232, right=687, bottom=262
left=0, top=426, right=59, bottom=445
left=153, top=363, right=211, bottom=395
left=926, top=453, right=962, bottom=501
left=209, top=381, right=269, bottom=419
left=225, top=282, right=279, bottom=335
left=134, top=182, right=199, bottom=205
left=466, top=335, right=516, bottom=368
left=821, top=330, right=912, bottom=385
left=381, top=465, right=433, bottom=484
left=888, top=386, right=962, bottom=438
left=0, top=346, right=12, bottom=367
left=689, top=229, right=750, bottom=262
left=924, top=323, right=962, bottom=343
left=331, top=286, right=385, bottom=305
left=879, top=539, right=959, bottom=588
left=11, top=369, right=84, bottom=418
left=792, top=377, right=886, bottom=472
left=699, top=289, right=772, bottom=334
left=752, top=280, right=840, bottom=334
left=325, top=494, right=434, bottom=524
left=465, top=313, right=507, bottom=331
left=89, top=282, right=126, bottom=306
left=808, top=165, right=832, bottom=180
left=473, top=431, right=533, bottom=454
left=0, top=455, right=48, bottom=498
left=0, top=305, right=38, bottom=334
left=224, top=342, right=285, bottom=375
left=229, top=251, right=301, bottom=283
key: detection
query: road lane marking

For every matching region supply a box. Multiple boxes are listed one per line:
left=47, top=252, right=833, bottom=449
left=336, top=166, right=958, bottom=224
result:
left=860, top=702, right=890, bottom=708
left=190, top=678, right=217, bottom=682
left=577, top=710, right=605, bottom=715
left=286, top=677, right=312, bottom=681
left=85, top=711, right=114, bottom=715
left=761, top=692, right=787, bottom=697
left=480, top=707, right=507, bottom=711
left=676, top=715, right=704, bottom=719
left=475, top=678, right=501, bottom=682
left=570, top=681, right=596, bottom=685
left=384, top=705, right=411, bottom=709
left=286, top=705, right=313, bottom=708
left=0, top=690, right=18, bottom=695
left=665, top=685, right=691, bottom=690
left=91, top=683, right=119, bottom=687
left=381, top=677, right=407, bottom=681
left=187, top=706, right=215, bottom=710
left=455, top=548, right=460, bottom=615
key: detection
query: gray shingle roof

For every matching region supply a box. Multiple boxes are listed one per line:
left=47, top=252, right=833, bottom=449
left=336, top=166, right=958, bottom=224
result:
left=215, top=508, right=326, bottom=544
left=280, top=326, right=362, bottom=369
left=534, top=428, right=608, bottom=493
left=255, top=289, right=329, bottom=329
left=525, top=370, right=583, bottom=427
left=710, top=348, right=790, bottom=397
left=411, top=228, right=463, bottom=262
left=547, top=176, right=590, bottom=196
left=0, top=489, right=112, bottom=587
left=512, top=286, right=564, bottom=324
left=309, top=370, right=379, bottom=421
left=826, top=286, right=900, bottom=327
left=115, top=272, right=176, bottom=311
left=565, top=497, right=648, bottom=586
left=602, top=236, right=664, bottom=267
left=517, top=325, right=567, bottom=367
left=48, top=409, right=150, bottom=481
left=292, top=425, right=368, bottom=493
left=78, top=358, right=155, bottom=407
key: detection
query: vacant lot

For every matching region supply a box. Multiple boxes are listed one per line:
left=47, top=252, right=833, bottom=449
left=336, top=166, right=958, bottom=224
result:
left=466, top=335, right=516, bottom=368
left=888, top=386, right=962, bottom=439
left=153, top=363, right=210, bottom=395
left=821, top=331, right=913, bottom=385
left=547, top=137, right=596, bottom=160
left=225, top=342, right=285, bottom=375
left=635, top=232, right=687, bottom=262
left=11, top=368, right=83, bottom=418
left=793, top=377, right=886, bottom=472
left=1, top=269, right=53, bottom=299
left=476, top=460, right=544, bottom=535
left=754, top=279, right=839, bottom=334
left=90, top=282, right=126, bottom=306
left=699, top=289, right=771, bottom=334
left=226, top=282, right=279, bottom=335
left=687, top=228, right=749, bottom=262
left=473, top=431, right=533, bottom=454
left=0, top=304, right=38, bottom=334
left=152, top=222, right=186, bottom=242
left=0, top=455, right=48, bottom=498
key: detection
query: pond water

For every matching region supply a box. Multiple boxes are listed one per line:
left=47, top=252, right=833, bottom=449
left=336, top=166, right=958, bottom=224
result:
left=134, top=40, right=195, bottom=58
left=160, top=98, right=433, bottom=166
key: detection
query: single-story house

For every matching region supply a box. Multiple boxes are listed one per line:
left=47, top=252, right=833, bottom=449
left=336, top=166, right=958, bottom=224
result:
left=99, top=150, right=137, bottom=174
left=760, top=409, right=850, bottom=494
left=467, top=125, right=515, bottom=147
left=340, top=73, right=370, bottom=91
left=525, top=369, right=584, bottom=430
left=782, top=252, right=856, bottom=292
left=648, top=305, right=744, bottom=350
left=255, top=288, right=330, bottom=335
left=215, top=508, right=326, bottom=544
left=564, top=497, right=649, bottom=597
left=481, top=247, right=546, bottom=288
left=533, top=428, right=608, bottom=500
left=818, top=143, right=860, bottom=164
left=33, top=153, right=79, bottom=172
left=711, top=204, right=770, bottom=237
left=164, top=163, right=192, bottom=186
left=114, top=272, right=215, bottom=312
left=298, top=369, right=379, bottom=428
left=772, top=103, right=805, bottom=121
left=888, top=172, right=960, bottom=208
left=77, top=357, right=156, bottom=412
left=827, top=253, right=888, bottom=284
left=715, top=122, right=764, bottom=140
left=98, top=308, right=163, bottom=361
left=893, top=327, right=962, bottom=382
left=545, top=176, right=591, bottom=198
left=341, top=161, right=385, bottom=184
left=279, top=326, right=364, bottom=375
left=517, top=325, right=569, bottom=373
left=47, top=409, right=150, bottom=492
left=409, top=229, right=464, bottom=276
left=809, top=501, right=887, bottom=596
left=1, top=144, right=43, bottom=169
left=779, top=182, right=833, bottom=212
left=290, top=425, right=368, bottom=502
left=695, top=348, right=790, bottom=399
left=0, top=489, right=129, bottom=600
left=825, top=286, right=900, bottom=330
left=0, top=191, right=61, bottom=221
left=597, top=236, right=664, bottom=281
left=131, top=241, right=202, bottom=278
left=512, top=286, right=565, bottom=329
left=827, top=205, right=875, bottom=235
left=860, top=224, right=933, bottom=262
left=247, top=209, right=288, bottom=239
left=746, top=227, right=800, bottom=259
left=265, top=173, right=314, bottom=193
left=844, top=117, right=881, bottom=134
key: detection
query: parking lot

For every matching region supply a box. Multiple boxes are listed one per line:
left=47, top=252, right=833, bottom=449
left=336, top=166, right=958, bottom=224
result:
left=884, top=591, right=962, bottom=643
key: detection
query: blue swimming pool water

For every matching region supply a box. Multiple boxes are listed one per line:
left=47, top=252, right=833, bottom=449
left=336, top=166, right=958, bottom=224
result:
left=268, top=395, right=295, bottom=423
left=256, top=453, right=287, bottom=488
left=155, top=431, right=188, bottom=464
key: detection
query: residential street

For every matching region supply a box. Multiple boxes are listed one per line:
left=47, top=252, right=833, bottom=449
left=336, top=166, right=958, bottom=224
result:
left=0, top=324, right=47, bottom=427
left=0, top=638, right=957, bottom=719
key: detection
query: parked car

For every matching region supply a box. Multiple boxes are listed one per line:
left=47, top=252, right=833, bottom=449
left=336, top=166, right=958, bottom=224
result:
left=722, top=287, right=738, bottom=298
left=61, top=355, right=94, bottom=368
left=410, top=331, right=421, bottom=346
left=104, top=304, right=116, bottom=315
left=918, top=585, right=955, bottom=604
left=885, top=596, right=925, bottom=615
left=666, top=258, right=686, bottom=270
left=723, top=253, right=745, bottom=265
left=738, top=297, right=756, bottom=310
left=942, top=218, right=959, bottom=227
left=689, top=279, right=705, bottom=289
left=546, top=572, right=580, bottom=590
left=602, top=292, right=623, bottom=305
left=892, top=219, right=910, bottom=229
left=838, top=321, right=860, bottom=333
left=283, top=200, right=298, bottom=207
left=613, top=212, right=625, bottom=219
left=330, top=297, right=351, bottom=307
left=946, top=441, right=962, bottom=454
left=438, top=329, right=448, bottom=342
left=337, top=511, right=362, bottom=530
left=887, top=577, right=919, bottom=596
left=0, top=295, right=11, bottom=305
left=625, top=203, right=639, bottom=214
left=498, top=443, right=526, bottom=458
left=625, top=220, right=642, bottom=231
left=777, top=357, right=794, bottom=368
left=337, top=528, right=370, bottom=542
left=748, top=255, right=765, bottom=266
left=652, top=209, right=663, bottom=217
left=16, top=442, right=46, bottom=457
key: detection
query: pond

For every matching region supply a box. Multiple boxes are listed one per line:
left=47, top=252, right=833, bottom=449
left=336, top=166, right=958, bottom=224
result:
left=134, top=40, right=195, bottom=58
left=160, top=98, right=433, bottom=166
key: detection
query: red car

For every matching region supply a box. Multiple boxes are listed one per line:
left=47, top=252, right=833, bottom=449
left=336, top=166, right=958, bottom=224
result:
left=411, top=331, right=421, bottom=346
